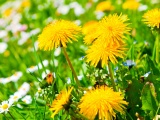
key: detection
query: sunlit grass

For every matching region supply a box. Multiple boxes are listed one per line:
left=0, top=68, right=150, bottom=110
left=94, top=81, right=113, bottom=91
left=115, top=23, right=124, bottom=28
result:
left=0, top=0, right=160, bottom=120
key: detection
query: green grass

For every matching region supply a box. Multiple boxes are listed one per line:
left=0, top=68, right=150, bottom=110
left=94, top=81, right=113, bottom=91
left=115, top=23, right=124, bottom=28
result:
left=0, top=0, right=160, bottom=120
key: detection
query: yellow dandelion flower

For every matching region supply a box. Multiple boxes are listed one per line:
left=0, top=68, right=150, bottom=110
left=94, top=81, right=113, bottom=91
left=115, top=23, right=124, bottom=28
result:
left=122, top=0, right=140, bottom=10
left=96, top=1, right=114, bottom=12
left=21, top=0, right=31, bottom=8
left=143, top=8, right=160, bottom=29
left=38, top=20, right=81, bottom=51
left=3, top=8, right=13, bottom=17
left=84, top=14, right=130, bottom=45
left=97, top=14, right=130, bottom=44
left=86, top=41, right=126, bottom=67
left=82, top=21, right=98, bottom=35
left=82, top=21, right=99, bottom=45
left=78, top=85, right=128, bottom=120
left=50, top=87, right=73, bottom=118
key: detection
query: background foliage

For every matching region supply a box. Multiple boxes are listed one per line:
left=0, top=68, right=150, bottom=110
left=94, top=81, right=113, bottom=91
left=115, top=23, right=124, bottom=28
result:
left=0, top=0, right=160, bottom=119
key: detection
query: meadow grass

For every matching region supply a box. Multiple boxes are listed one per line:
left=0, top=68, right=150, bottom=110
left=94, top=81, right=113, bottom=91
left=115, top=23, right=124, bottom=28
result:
left=0, top=0, right=160, bottom=120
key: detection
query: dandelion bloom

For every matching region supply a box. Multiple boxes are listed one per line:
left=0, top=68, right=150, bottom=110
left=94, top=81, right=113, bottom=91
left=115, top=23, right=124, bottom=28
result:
left=50, top=87, right=73, bottom=118
left=82, top=21, right=99, bottom=45
left=38, top=20, right=81, bottom=51
left=21, top=0, right=31, bottom=8
left=3, top=8, right=13, bottom=17
left=143, top=8, right=160, bottom=28
left=96, top=1, right=114, bottom=12
left=122, top=0, right=140, bottom=10
left=86, top=41, right=126, bottom=67
left=78, top=85, right=128, bottom=120
left=84, top=14, right=130, bottom=45
left=97, top=14, right=130, bottom=44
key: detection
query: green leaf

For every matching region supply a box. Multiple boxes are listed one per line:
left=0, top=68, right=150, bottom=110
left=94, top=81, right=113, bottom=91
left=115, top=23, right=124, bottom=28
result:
left=126, top=78, right=143, bottom=120
left=141, top=82, right=158, bottom=119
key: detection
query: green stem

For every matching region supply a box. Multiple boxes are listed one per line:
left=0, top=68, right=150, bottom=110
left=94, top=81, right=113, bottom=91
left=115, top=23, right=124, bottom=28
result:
left=156, top=34, right=159, bottom=64
left=8, top=111, right=15, bottom=120
left=2, top=113, right=9, bottom=120
left=152, top=32, right=160, bottom=64
left=154, top=105, right=160, bottom=119
left=126, top=111, right=134, bottom=120
left=108, top=62, right=116, bottom=91
left=62, top=47, right=80, bottom=86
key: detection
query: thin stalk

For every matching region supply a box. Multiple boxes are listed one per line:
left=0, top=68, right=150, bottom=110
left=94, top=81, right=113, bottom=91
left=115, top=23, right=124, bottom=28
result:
left=108, top=62, right=116, bottom=91
left=156, top=34, right=159, bottom=64
left=154, top=105, right=160, bottom=119
left=62, top=47, right=80, bottom=86
left=126, top=111, right=134, bottom=120
left=2, top=113, right=9, bottom=120
left=8, top=111, right=15, bottom=120
left=43, top=89, right=50, bottom=120
left=13, top=107, right=26, bottom=119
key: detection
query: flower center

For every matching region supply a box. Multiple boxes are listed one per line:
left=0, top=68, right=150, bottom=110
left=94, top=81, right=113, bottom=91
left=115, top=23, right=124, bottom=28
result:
left=13, top=96, right=18, bottom=100
left=108, top=26, right=113, bottom=32
left=30, top=66, right=35, bottom=69
left=14, top=73, right=18, bottom=76
left=2, top=104, right=9, bottom=110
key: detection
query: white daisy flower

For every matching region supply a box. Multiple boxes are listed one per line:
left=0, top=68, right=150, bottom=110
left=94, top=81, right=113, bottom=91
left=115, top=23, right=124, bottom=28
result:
left=57, top=5, right=70, bottom=15
left=0, top=78, right=11, bottom=84
left=26, top=66, right=38, bottom=73
left=18, top=82, right=30, bottom=96
left=0, top=30, right=7, bottom=39
left=8, top=92, right=22, bottom=103
left=69, top=2, right=85, bottom=16
left=54, top=47, right=61, bottom=56
left=22, top=95, right=32, bottom=104
left=0, top=42, right=8, bottom=54
left=138, top=4, right=148, bottom=11
left=38, top=60, right=49, bottom=69
left=0, top=100, right=12, bottom=114
left=54, top=59, right=58, bottom=67
left=10, top=71, right=23, bottom=82
left=35, top=88, right=43, bottom=97
left=95, top=11, right=105, bottom=20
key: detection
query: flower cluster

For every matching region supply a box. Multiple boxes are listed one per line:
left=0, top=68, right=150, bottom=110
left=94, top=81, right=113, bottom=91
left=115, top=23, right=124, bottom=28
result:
left=84, top=14, right=131, bottom=67
left=0, top=71, right=22, bottom=84
left=50, top=86, right=128, bottom=120
left=26, top=60, right=49, bottom=73
left=0, top=82, right=31, bottom=114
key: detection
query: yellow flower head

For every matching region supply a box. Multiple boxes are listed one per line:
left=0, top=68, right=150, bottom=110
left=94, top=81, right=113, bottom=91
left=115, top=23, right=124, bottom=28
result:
left=122, top=0, right=140, bottom=10
left=96, top=1, right=114, bottom=12
left=38, top=20, right=81, bottom=51
left=143, top=8, right=160, bottom=29
left=84, top=14, right=130, bottom=45
left=21, top=0, right=31, bottom=8
left=50, top=87, right=73, bottom=118
left=82, top=21, right=98, bottom=35
left=78, top=85, right=128, bottom=120
left=86, top=41, right=126, bottom=67
left=98, top=14, right=130, bottom=44
left=3, top=8, right=13, bottom=17
left=82, top=21, right=99, bottom=45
